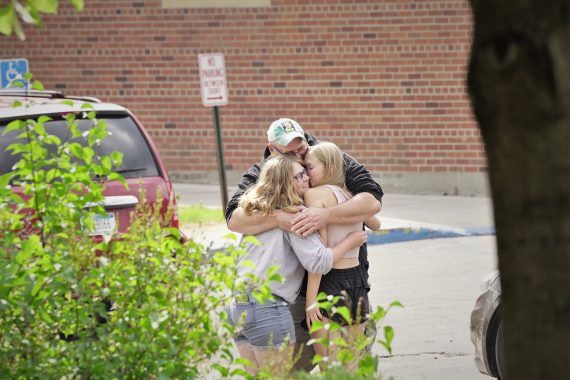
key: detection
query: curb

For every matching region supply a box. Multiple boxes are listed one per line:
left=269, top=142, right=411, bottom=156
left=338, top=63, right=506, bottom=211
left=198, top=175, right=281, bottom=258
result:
left=367, top=227, right=496, bottom=245
left=183, top=224, right=496, bottom=249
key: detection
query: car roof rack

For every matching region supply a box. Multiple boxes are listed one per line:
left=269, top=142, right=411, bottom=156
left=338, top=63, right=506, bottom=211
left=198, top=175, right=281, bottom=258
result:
left=0, top=88, right=102, bottom=103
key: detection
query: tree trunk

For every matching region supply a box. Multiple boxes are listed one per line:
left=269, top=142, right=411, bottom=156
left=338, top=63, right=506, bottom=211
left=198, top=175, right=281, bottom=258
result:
left=468, top=1, right=570, bottom=379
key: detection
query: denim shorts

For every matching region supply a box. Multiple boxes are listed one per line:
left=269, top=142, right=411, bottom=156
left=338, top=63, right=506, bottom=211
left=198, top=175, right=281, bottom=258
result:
left=227, top=294, right=295, bottom=349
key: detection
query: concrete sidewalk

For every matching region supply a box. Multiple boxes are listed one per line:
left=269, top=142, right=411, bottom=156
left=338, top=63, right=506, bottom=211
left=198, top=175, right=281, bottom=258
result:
left=173, top=183, right=496, bottom=248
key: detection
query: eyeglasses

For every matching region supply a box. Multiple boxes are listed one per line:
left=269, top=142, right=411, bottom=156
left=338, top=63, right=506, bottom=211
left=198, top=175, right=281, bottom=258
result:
left=293, top=169, right=308, bottom=182
left=271, top=141, right=308, bottom=158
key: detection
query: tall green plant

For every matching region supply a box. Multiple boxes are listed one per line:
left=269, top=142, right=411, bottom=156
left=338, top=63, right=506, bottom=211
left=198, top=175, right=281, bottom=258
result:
left=309, top=296, right=401, bottom=367
left=0, top=89, right=274, bottom=378
left=245, top=294, right=402, bottom=380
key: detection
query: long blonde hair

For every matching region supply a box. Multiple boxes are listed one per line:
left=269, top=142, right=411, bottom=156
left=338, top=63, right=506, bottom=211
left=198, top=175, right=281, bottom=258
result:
left=308, top=141, right=348, bottom=192
left=239, top=156, right=305, bottom=216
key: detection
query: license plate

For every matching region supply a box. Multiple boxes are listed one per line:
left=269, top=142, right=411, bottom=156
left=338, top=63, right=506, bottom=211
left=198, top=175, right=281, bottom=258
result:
left=87, top=212, right=117, bottom=239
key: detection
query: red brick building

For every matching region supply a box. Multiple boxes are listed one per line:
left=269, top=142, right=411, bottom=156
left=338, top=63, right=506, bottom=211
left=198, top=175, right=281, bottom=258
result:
left=0, top=0, right=487, bottom=195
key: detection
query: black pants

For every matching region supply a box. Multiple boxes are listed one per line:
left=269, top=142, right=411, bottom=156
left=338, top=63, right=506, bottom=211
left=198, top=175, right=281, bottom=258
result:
left=319, top=266, right=370, bottom=325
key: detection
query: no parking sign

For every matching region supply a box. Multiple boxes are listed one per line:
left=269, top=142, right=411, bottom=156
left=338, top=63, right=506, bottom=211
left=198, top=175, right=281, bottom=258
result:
left=197, top=52, right=229, bottom=208
left=198, top=53, right=228, bottom=107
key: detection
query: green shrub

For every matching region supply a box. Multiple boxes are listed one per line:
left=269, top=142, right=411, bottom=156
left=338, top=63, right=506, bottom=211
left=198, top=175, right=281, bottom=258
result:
left=0, top=94, right=272, bottom=379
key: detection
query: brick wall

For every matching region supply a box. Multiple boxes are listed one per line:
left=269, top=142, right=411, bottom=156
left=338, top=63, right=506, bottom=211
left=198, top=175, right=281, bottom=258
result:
left=0, top=0, right=488, bottom=195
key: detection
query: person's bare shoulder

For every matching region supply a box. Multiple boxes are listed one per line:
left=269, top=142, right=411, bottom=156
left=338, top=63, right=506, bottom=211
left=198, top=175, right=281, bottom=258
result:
left=304, top=186, right=338, bottom=208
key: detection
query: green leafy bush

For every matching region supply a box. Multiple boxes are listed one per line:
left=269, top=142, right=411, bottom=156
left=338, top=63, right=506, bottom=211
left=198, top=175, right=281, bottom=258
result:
left=0, top=96, right=272, bottom=379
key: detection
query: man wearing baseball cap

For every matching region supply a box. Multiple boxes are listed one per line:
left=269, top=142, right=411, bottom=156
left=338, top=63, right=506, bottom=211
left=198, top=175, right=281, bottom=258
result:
left=225, top=117, right=383, bottom=371
left=265, top=118, right=308, bottom=158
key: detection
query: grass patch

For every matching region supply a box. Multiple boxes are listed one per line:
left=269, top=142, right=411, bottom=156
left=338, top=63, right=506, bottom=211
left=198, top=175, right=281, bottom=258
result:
left=178, top=203, right=225, bottom=225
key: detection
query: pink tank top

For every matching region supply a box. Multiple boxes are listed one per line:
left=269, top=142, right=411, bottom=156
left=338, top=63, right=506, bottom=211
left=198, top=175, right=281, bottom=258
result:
left=324, top=185, right=361, bottom=259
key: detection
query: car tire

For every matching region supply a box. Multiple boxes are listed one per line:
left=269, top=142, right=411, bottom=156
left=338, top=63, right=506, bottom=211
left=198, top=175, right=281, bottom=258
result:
left=495, top=319, right=505, bottom=380
left=485, top=307, right=501, bottom=378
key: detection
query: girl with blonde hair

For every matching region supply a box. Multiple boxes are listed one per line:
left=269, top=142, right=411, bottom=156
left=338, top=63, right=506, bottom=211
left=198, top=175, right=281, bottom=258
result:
left=227, top=155, right=367, bottom=375
left=303, top=141, right=381, bottom=368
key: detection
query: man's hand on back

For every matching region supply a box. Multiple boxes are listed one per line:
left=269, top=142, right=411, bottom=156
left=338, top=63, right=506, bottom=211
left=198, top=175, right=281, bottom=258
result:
left=291, top=207, right=331, bottom=237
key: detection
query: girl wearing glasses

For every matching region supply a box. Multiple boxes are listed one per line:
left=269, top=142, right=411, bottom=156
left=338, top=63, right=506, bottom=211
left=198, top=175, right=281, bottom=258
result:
left=227, top=155, right=367, bottom=374
left=303, top=141, right=381, bottom=369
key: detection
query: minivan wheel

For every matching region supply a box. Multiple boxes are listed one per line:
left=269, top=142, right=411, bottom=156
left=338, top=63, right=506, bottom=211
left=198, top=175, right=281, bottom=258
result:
left=495, top=319, right=505, bottom=380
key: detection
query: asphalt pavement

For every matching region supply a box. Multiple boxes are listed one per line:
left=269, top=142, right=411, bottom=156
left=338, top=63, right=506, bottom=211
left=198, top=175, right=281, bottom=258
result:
left=173, top=183, right=498, bottom=380
left=370, top=236, right=497, bottom=380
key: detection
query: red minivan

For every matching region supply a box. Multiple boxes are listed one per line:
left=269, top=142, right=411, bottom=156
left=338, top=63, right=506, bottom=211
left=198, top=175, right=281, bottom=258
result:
left=0, top=89, right=180, bottom=241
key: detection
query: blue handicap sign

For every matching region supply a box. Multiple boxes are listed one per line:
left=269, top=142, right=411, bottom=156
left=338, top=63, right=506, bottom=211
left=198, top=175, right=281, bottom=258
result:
left=0, top=58, right=29, bottom=88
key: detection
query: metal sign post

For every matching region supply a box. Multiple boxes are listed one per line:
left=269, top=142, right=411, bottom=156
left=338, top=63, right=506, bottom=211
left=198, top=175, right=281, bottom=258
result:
left=198, top=53, right=229, bottom=209
left=212, top=106, right=228, bottom=209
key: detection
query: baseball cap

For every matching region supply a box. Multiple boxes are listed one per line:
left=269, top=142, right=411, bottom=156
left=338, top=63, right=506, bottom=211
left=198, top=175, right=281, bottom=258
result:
left=267, top=118, right=305, bottom=146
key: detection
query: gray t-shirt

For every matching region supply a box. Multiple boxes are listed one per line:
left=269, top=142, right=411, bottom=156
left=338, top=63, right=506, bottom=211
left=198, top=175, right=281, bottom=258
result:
left=237, top=228, right=333, bottom=303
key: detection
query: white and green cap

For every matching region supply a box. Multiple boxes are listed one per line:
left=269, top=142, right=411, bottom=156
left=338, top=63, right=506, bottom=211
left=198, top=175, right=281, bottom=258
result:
left=267, top=118, right=305, bottom=146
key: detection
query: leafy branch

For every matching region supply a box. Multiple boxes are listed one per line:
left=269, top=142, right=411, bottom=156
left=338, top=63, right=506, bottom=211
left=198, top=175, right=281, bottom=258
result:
left=0, top=0, right=84, bottom=40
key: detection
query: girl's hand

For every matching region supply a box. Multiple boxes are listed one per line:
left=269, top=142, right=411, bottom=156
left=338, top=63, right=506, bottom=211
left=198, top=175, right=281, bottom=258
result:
left=305, top=300, right=322, bottom=330
left=348, top=230, right=368, bottom=248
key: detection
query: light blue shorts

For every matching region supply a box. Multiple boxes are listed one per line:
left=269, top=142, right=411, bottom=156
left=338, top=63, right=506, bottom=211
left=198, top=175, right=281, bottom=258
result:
left=227, top=294, right=295, bottom=349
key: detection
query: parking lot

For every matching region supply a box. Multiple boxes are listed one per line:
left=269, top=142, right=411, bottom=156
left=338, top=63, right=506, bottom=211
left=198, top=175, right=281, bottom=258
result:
left=174, top=184, right=498, bottom=379
left=370, top=236, right=496, bottom=380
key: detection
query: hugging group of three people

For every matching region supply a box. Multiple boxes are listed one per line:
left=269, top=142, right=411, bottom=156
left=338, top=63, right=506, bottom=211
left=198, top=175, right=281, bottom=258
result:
left=224, top=118, right=383, bottom=374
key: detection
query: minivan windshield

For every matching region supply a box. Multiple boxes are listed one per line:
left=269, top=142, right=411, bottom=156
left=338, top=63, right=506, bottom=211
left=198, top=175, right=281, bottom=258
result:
left=0, top=114, right=160, bottom=180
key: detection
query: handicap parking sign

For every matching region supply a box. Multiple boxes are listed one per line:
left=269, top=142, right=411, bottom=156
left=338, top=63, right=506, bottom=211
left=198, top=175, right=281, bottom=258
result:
left=0, top=58, right=29, bottom=88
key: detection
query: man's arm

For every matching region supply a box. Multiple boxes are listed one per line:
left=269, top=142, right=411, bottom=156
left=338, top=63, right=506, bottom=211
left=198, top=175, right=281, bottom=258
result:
left=343, top=152, right=384, bottom=202
left=291, top=192, right=380, bottom=236
left=291, top=152, right=383, bottom=236
left=224, top=162, right=261, bottom=224
left=228, top=207, right=298, bottom=235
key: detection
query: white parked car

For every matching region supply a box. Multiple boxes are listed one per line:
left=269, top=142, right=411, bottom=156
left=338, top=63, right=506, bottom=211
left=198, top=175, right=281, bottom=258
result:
left=470, top=271, right=504, bottom=379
